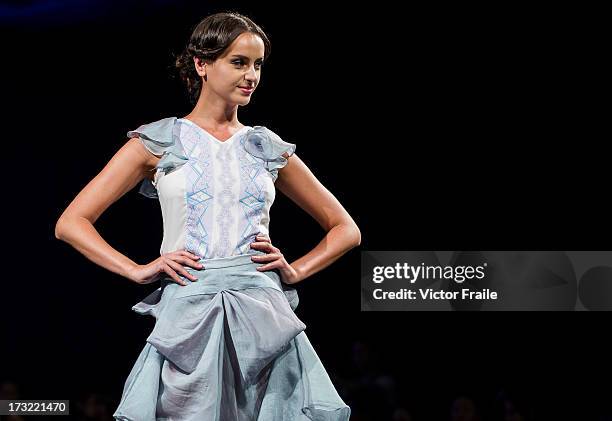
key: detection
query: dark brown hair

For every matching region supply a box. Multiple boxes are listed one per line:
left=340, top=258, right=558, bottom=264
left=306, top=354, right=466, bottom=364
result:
left=174, top=12, right=271, bottom=105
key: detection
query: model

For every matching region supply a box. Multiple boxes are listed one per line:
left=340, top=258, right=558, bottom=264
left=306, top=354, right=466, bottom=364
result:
left=55, top=11, right=360, bottom=421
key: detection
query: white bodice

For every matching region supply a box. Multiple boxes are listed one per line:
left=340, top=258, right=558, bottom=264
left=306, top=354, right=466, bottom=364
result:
left=128, top=116, right=296, bottom=259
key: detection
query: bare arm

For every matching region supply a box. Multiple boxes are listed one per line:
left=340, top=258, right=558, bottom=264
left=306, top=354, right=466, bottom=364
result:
left=55, top=137, right=202, bottom=286
left=54, top=138, right=160, bottom=280
left=275, top=153, right=361, bottom=283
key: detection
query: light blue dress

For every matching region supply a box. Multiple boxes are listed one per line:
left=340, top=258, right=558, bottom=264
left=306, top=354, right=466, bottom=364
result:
left=112, top=117, right=351, bottom=420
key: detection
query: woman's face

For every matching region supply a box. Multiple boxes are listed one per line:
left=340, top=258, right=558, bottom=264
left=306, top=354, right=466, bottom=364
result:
left=197, top=32, right=265, bottom=106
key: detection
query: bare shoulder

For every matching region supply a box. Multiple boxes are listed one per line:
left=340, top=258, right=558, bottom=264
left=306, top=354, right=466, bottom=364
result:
left=276, top=152, right=306, bottom=182
left=126, top=136, right=160, bottom=181
left=57, top=137, right=161, bottom=225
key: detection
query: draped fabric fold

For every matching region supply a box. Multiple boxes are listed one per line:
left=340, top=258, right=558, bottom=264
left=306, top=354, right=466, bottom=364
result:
left=140, top=284, right=306, bottom=382
left=126, top=116, right=189, bottom=199
left=114, top=254, right=350, bottom=420
left=242, top=126, right=297, bottom=181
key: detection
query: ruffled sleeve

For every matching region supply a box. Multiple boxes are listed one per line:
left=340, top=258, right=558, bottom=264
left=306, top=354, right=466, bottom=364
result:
left=242, top=126, right=296, bottom=182
left=126, top=116, right=188, bottom=199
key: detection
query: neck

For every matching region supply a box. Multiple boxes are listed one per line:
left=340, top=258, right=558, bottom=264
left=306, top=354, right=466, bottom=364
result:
left=187, top=88, right=240, bottom=128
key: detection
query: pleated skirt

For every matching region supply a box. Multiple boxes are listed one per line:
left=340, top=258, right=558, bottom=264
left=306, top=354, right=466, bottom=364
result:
left=112, top=251, right=351, bottom=420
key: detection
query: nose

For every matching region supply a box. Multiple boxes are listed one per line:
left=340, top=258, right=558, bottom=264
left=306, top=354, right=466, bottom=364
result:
left=244, top=65, right=257, bottom=82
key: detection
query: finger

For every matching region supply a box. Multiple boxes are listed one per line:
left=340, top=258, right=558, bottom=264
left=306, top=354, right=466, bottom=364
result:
left=250, top=241, right=273, bottom=251
left=165, top=258, right=198, bottom=282
left=161, top=263, right=188, bottom=286
left=251, top=253, right=282, bottom=262
left=171, top=255, right=204, bottom=270
left=256, top=261, right=282, bottom=271
left=256, top=234, right=271, bottom=242
left=253, top=239, right=279, bottom=253
left=177, top=250, right=202, bottom=261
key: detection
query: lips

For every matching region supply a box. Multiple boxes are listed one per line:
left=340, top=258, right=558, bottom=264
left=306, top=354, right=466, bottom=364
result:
left=238, top=86, right=254, bottom=95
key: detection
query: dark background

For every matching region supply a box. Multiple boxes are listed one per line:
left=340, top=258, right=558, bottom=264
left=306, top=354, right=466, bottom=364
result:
left=1, top=1, right=609, bottom=420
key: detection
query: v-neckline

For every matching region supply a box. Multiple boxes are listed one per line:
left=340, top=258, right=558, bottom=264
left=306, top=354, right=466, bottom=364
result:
left=179, top=117, right=249, bottom=145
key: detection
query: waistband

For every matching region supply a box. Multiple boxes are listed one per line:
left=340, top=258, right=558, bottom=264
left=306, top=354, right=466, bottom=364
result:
left=159, top=249, right=282, bottom=295
left=195, top=249, right=267, bottom=269
left=148, top=250, right=299, bottom=311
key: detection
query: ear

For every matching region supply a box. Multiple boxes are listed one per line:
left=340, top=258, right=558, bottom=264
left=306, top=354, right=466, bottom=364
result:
left=193, top=56, right=207, bottom=80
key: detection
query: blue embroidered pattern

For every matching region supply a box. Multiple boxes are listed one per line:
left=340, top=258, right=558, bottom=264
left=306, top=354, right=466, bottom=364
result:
left=179, top=121, right=269, bottom=259
left=235, top=136, right=269, bottom=255
left=138, top=119, right=296, bottom=259
left=181, top=123, right=214, bottom=259
left=215, top=141, right=236, bottom=258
